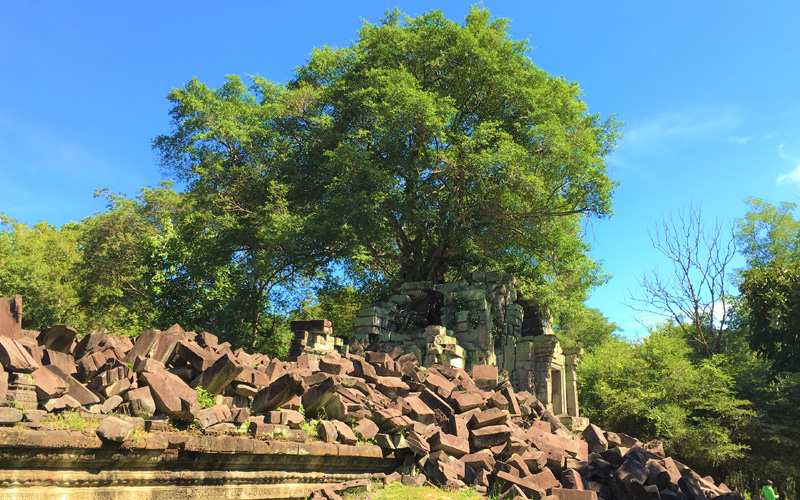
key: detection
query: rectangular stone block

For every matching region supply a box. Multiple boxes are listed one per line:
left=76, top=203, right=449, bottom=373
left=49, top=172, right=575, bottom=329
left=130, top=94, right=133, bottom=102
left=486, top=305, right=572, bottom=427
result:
left=0, top=296, right=22, bottom=340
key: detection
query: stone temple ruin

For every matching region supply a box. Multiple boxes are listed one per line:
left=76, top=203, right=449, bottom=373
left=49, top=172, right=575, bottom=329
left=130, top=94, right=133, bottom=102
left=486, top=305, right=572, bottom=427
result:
left=350, top=271, right=584, bottom=426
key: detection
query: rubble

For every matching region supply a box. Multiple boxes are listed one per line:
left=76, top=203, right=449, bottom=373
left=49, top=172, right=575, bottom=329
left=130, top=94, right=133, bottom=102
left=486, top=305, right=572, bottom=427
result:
left=0, top=295, right=742, bottom=500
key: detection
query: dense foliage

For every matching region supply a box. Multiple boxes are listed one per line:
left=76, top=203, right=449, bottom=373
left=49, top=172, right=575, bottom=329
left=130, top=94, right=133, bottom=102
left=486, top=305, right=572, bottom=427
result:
left=153, top=7, right=619, bottom=320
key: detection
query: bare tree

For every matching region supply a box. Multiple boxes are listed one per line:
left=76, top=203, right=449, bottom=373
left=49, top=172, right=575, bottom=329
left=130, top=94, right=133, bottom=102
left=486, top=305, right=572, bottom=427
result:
left=628, top=204, right=736, bottom=357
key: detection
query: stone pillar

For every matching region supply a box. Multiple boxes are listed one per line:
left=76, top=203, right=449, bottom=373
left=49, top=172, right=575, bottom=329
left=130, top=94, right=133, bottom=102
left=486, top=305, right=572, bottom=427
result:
left=0, top=295, right=22, bottom=340
left=563, top=346, right=583, bottom=417
left=532, top=335, right=558, bottom=411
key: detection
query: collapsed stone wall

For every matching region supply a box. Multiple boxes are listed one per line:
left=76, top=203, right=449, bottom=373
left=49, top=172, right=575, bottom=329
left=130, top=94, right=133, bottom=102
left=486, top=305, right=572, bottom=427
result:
left=353, top=272, right=582, bottom=421
left=0, top=295, right=743, bottom=500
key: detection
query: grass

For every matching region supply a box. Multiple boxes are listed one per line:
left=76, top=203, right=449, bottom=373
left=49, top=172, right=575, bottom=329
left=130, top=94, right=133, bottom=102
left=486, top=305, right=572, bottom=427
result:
left=349, top=482, right=484, bottom=500
left=42, top=410, right=100, bottom=432
left=302, top=419, right=320, bottom=440
left=195, top=386, right=216, bottom=408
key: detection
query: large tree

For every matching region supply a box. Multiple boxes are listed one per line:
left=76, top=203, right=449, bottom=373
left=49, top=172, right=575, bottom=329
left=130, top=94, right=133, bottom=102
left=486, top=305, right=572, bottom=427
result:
left=736, top=199, right=800, bottom=374
left=154, top=7, right=619, bottom=325
left=289, top=8, right=620, bottom=309
left=0, top=216, right=84, bottom=329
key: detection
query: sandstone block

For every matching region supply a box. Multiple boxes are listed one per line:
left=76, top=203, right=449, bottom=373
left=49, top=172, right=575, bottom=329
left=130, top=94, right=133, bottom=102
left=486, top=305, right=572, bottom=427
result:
left=471, top=364, right=498, bottom=390
left=429, top=430, right=470, bottom=457
left=198, top=405, right=232, bottom=428
left=452, top=392, right=486, bottom=412
left=375, top=376, right=410, bottom=398
left=125, top=386, right=156, bottom=417
left=495, top=471, right=546, bottom=500
left=0, top=336, right=40, bottom=372
left=460, top=449, right=496, bottom=471
left=402, top=396, right=435, bottom=424
left=37, top=325, right=77, bottom=354
left=42, top=394, right=81, bottom=412
left=424, top=372, right=456, bottom=399
left=124, top=329, right=162, bottom=362
left=550, top=489, right=598, bottom=500
left=139, top=368, right=199, bottom=422
left=99, top=394, right=124, bottom=414
left=30, top=366, right=68, bottom=400
left=354, top=418, right=379, bottom=441
left=319, top=420, right=338, bottom=443
left=332, top=420, right=358, bottom=445
left=193, top=352, right=244, bottom=395
left=41, top=349, right=77, bottom=376
left=583, top=424, right=608, bottom=454
left=0, top=296, right=22, bottom=339
left=471, top=424, right=512, bottom=449
left=251, top=373, right=305, bottom=414
left=0, top=407, right=23, bottom=425
left=319, top=355, right=353, bottom=376
left=469, top=407, right=508, bottom=428
left=97, top=416, right=137, bottom=442
left=43, top=365, right=100, bottom=406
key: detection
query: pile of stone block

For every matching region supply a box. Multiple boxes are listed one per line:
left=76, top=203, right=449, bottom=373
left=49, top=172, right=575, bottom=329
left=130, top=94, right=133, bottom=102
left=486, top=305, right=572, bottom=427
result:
left=288, top=320, right=345, bottom=362
left=0, top=295, right=741, bottom=500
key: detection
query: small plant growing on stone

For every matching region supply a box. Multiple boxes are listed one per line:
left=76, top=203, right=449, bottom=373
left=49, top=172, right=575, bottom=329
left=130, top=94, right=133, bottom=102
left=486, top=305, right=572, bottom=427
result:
left=302, top=419, right=319, bottom=440
left=195, top=386, right=215, bottom=409
left=43, top=410, right=99, bottom=432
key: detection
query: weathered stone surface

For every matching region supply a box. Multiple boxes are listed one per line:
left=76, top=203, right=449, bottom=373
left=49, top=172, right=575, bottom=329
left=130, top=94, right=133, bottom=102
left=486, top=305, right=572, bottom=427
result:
left=99, top=395, right=124, bottom=414
left=193, top=352, right=244, bottom=395
left=319, top=420, right=338, bottom=443
left=470, top=424, right=512, bottom=449
left=471, top=365, right=498, bottom=390
left=469, top=407, right=508, bottom=428
left=495, top=470, right=546, bottom=500
left=0, top=296, right=22, bottom=340
left=375, top=376, right=410, bottom=398
left=425, top=372, right=456, bottom=399
left=41, top=350, right=77, bottom=376
left=529, top=467, right=560, bottom=491
left=198, top=405, right=232, bottom=429
left=177, top=341, right=216, bottom=371
left=96, top=416, right=137, bottom=443
left=550, top=489, right=598, bottom=500
left=252, top=373, right=305, bottom=414
left=428, top=430, right=470, bottom=457
left=139, top=367, right=199, bottom=422
left=319, top=355, right=353, bottom=376
left=401, top=396, right=435, bottom=424
left=0, top=407, right=23, bottom=424
left=37, top=325, right=77, bottom=354
left=332, top=420, right=357, bottom=445
left=123, top=329, right=163, bottom=363
left=43, top=365, right=100, bottom=406
left=452, top=392, right=485, bottom=412
left=73, top=330, right=107, bottom=361
left=353, top=418, right=379, bottom=441
left=42, top=394, right=81, bottom=412
left=0, top=336, right=40, bottom=372
left=460, top=449, right=496, bottom=471
left=30, top=366, right=68, bottom=400
left=583, top=424, right=608, bottom=454
left=125, top=386, right=156, bottom=416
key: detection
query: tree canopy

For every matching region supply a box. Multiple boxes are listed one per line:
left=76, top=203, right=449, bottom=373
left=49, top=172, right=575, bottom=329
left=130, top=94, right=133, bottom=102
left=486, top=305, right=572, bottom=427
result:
left=154, top=7, right=620, bottom=320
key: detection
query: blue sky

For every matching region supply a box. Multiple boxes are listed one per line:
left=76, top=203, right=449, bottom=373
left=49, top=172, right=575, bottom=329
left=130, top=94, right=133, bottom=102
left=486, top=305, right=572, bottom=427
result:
left=2, top=1, right=799, bottom=337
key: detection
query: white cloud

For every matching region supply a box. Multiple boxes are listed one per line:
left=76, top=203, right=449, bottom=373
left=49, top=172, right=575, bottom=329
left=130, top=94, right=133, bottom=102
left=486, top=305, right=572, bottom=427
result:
left=727, top=136, right=751, bottom=144
left=776, top=145, right=800, bottom=186
left=620, top=108, right=740, bottom=155
left=777, top=164, right=800, bottom=186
